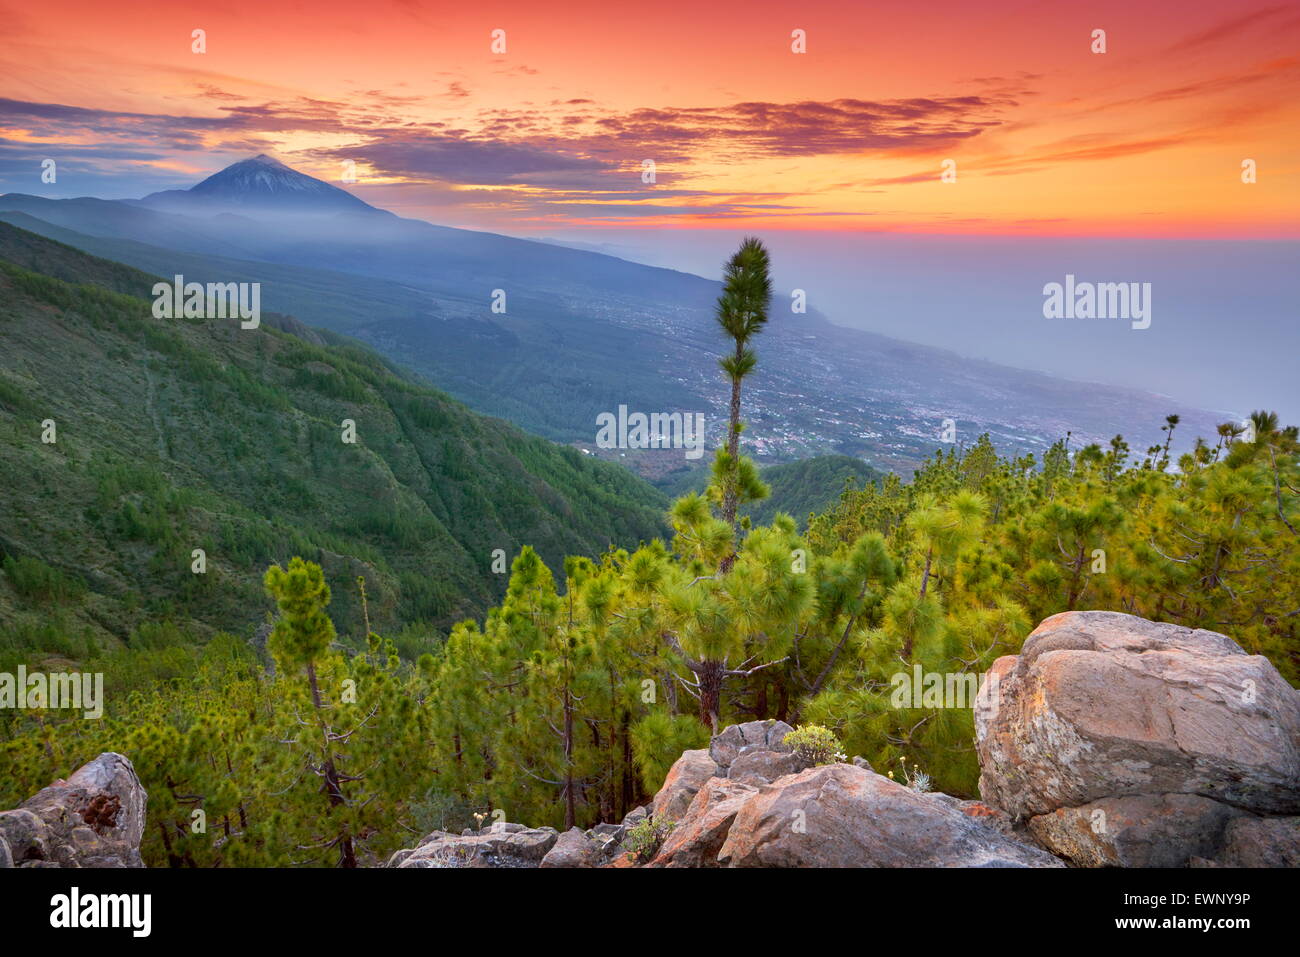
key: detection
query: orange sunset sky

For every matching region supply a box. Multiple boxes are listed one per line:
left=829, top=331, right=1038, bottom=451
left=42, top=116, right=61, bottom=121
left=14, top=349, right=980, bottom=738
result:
left=2, top=0, right=1298, bottom=235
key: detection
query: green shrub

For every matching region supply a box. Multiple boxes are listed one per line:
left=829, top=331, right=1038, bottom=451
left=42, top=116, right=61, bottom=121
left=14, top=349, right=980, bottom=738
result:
left=624, top=815, right=674, bottom=864
left=783, top=724, right=846, bottom=766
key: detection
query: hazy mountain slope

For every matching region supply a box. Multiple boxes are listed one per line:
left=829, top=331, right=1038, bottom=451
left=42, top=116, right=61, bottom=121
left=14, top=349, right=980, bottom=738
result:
left=0, top=222, right=668, bottom=656
left=0, top=206, right=707, bottom=442
left=0, top=210, right=439, bottom=333
left=1, top=158, right=1228, bottom=472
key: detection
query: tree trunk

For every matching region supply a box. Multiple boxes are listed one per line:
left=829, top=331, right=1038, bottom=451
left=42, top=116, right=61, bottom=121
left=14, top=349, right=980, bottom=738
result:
left=808, top=578, right=871, bottom=698
left=660, top=668, right=678, bottom=712
left=1067, top=544, right=1086, bottom=609
left=306, top=662, right=357, bottom=868
left=698, top=660, right=725, bottom=734
left=158, top=820, right=181, bottom=868
left=562, top=686, right=576, bottom=830
left=621, top=710, right=634, bottom=815
left=720, top=345, right=744, bottom=572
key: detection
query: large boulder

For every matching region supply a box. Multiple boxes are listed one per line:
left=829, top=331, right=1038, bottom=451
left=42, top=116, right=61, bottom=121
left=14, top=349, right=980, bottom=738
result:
left=716, top=764, right=1063, bottom=868
left=976, top=611, right=1300, bottom=821
left=651, top=749, right=718, bottom=822
left=647, top=777, right=758, bottom=868
left=0, top=753, right=147, bottom=868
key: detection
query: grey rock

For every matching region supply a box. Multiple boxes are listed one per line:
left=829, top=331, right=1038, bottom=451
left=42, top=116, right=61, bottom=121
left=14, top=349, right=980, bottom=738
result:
left=1210, top=816, right=1300, bottom=868
left=709, top=720, right=795, bottom=771
left=539, top=827, right=602, bottom=868
left=717, top=764, right=1064, bottom=868
left=0, top=809, right=49, bottom=864
left=727, top=749, right=806, bottom=786
left=9, top=753, right=147, bottom=868
left=1027, top=794, right=1247, bottom=867
left=394, top=825, right=559, bottom=868
left=976, top=611, right=1300, bottom=819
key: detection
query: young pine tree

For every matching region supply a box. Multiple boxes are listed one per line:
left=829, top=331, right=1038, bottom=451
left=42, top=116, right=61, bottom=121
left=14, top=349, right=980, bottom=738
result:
left=263, top=557, right=357, bottom=867
left=714, top=236, right=773, bottom=567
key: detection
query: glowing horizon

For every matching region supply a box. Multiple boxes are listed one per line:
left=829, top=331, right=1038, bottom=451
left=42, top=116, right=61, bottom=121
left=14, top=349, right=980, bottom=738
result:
left=2, top=0, right=1298, bottom=236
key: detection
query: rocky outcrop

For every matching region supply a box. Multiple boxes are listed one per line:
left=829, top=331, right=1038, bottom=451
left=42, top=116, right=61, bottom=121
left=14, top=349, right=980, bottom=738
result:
left=635, top=718, right=1059, bottom=868
left=648, top=777, right=758, bottom=868
left=651, top=749, right=718, bottom=822
left=716, top=764, right=1062, bottom=868
left=976, top=611, right=1300, bottom=867
left=632, top=613, right=1299, bottom=869
left=388, top=824, right=559, bottom=868
left=539, top=827, right=605, bottom=868
left=0, top=753, right=147, bottom=868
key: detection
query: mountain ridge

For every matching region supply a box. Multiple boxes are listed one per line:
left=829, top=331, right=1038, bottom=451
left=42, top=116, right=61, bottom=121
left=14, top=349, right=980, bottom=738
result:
left=0, top=158, right=1229, bottom=473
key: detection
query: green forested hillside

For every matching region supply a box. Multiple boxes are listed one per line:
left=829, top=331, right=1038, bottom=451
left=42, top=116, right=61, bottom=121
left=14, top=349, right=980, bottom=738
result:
left=657, top=454, right=881, bottom=527
left=0, top=222, right=668, bottom=661
left=4, top=406, right=1294, bottom=868
left=0, top=229, right=1293, bottom=871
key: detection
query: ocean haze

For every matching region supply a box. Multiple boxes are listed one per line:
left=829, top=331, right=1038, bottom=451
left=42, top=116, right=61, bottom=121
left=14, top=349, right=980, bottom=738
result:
left=534, top=230, right=1299, bottom=424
